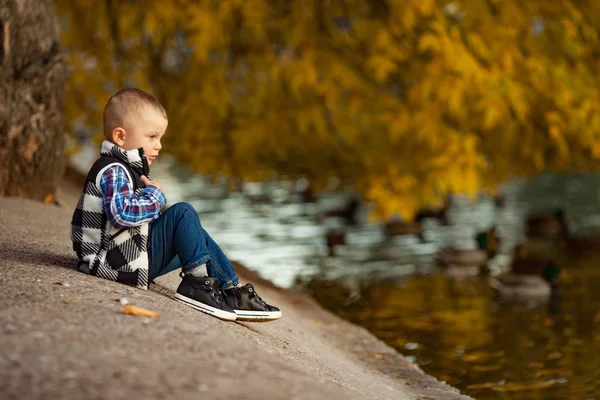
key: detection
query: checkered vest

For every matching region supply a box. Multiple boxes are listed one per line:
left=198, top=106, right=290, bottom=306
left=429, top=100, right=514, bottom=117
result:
left=70, top=141, right=151, bottom=289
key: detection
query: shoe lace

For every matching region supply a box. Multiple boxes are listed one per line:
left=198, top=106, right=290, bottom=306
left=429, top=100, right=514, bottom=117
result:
left=190, top=276, right=222, bottom=303
left=206, top=283, right=224, bottom=303
left=182, top=273, right=226, bottom=304
left=248, top=287, right=267, bottom=306
left=211, top=290, right=222, bottom=303
left=219, top=289, right=230, bottom=303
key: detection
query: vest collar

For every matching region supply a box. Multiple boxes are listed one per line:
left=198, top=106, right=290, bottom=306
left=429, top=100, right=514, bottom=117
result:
left=100, top=140, right=149, bottom=176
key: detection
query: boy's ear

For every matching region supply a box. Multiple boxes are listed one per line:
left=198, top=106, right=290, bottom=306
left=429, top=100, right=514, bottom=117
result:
left=112, top=127, right=126, bottom=146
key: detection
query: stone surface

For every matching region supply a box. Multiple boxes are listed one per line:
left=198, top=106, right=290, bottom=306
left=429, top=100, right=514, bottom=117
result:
left=0, top=181, right=472, bottom=400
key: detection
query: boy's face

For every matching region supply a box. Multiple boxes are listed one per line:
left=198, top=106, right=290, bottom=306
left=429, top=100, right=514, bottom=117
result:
left=112, top=106, right=168, bottom=166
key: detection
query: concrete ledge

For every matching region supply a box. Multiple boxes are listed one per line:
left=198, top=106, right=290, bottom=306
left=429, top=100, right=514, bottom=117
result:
left=0, top=182, right=472, bottom=400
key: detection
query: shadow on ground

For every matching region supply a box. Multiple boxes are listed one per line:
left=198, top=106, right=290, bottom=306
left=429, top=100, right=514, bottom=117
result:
left=1, top=243, right=77, bottom=269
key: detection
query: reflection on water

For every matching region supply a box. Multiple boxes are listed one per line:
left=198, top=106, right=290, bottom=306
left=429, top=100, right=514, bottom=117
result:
left=305, top=266, right=600, bottom=399
left=149, top=157, right=600, bottom=400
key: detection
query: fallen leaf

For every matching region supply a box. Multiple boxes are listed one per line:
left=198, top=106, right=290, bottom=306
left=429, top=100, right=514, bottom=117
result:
left=121, top=305, right=159, bottom=318
left=43, top=193, right=55, bottom=204
left=366, top=352, right=388, bottom=360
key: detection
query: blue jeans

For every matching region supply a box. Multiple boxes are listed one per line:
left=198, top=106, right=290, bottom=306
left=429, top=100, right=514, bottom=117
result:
left=149, top=202, right=240, bottom=289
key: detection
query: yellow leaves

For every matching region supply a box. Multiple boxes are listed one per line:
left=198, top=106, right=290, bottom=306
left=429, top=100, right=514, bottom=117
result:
left=391, top=174, right=418, bottom=193
left=467, top=33, right=491, bottom=62
left=188, top=6, right=224, bottom=62
left=56, top=0, right=600, bottom=220
left=581, top=24, right=599, bottom=42
left=447, top=80, right=465, bottom=119
left=401, top=6, right=416, bottom=30
left=451, top=47, right=484, bottom=80
left=545, top=111, right=563, bottom=127
left=548, top=126, right=569, bottom=157
left=592, top=143, right=600, bottom=159
left=289, top=57, right=319, bottom=93
left=503, top=52, right=515, bottom=74
left=366, top=30, right=406, bottom=82
left=483, top=105, right=503, bottom=130
left=367, top=55, right=397, bottom=83
left=545, top=111, right=572, bottom=160
left=367, top=179, right=418, bottom=221
left=505, top=83, right=529, bottom=123
left=431, top=133, right=486, bottom=199
left=239, top=0, right=269, bottom=40
left=561, top=18, right=578, bottom=40
left=418, top=33, right=441, bottom=53
left=414, top=0, right=435, bottom=16
left=388, top=109, right=411, bottom=141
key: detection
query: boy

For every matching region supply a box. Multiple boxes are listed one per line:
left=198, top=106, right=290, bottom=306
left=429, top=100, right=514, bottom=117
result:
left=70, top=88, right=281, bottom=321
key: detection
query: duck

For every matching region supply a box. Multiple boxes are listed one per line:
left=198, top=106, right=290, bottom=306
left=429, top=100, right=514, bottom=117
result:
left=563, top=234, right=600, bottom=257
left=295, top=183, right=317, bottom=203
left=383, top=196, right=452, bottom=237
left=383, top=220, right=422, bottom=237
left=510, top=240, right=558, bottom=275
left=489, top=261, right=560, bottom=301
left=414, top=195, right=451, bottom=225
left=323, top=197, right=361, bottom=225
left=437, top=227, right=500, bottom=268
left=493, top=193, right=507, bottom=208
left=325, top=230, right=346, bottom=257
left=526, top=208, right=600, bottom=256
left=525, top=208, right=567, bottom=239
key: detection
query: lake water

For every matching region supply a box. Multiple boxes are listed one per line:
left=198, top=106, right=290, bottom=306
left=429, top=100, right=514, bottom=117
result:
left=148, top=158, right=600, bottom=400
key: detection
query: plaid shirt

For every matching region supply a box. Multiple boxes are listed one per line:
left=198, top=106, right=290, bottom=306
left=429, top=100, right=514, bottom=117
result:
left=100, top=165, right=166, bottom=229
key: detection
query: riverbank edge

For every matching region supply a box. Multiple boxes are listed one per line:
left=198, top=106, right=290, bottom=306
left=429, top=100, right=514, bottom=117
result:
left=0, top=175, right=472, bottom=400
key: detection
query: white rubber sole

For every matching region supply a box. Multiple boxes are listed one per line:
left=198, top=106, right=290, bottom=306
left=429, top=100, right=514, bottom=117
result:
left=173, top=293, right=237, bottom=321
left=234, top=309, right=282, bottom=321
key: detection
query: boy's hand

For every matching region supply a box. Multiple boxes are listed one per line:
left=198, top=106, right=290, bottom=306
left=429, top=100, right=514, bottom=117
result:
left=141, top=176, right=163, bottom=192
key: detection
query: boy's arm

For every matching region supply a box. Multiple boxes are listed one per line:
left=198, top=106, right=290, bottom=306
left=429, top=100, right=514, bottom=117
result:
left=99, top=165, right=167, bottom=229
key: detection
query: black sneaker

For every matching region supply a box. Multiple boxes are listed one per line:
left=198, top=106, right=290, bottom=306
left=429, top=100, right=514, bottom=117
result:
left=173, top=275, right=237, bottom=321
left=223, top=283, right=282, bottom=321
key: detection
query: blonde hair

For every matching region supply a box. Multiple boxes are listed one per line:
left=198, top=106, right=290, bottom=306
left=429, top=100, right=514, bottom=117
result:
left=103, top=88, right=167, bottom=140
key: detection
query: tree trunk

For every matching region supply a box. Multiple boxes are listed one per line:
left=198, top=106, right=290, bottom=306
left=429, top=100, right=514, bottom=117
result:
left=0, top=0, right=65, bottom=201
